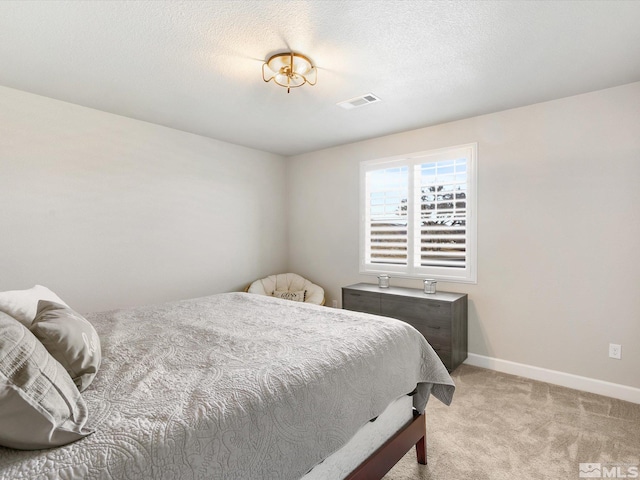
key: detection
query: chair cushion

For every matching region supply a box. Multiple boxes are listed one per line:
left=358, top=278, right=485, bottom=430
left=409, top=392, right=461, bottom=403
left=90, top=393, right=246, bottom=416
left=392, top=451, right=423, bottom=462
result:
left=247, top=273, right=325, bottom=305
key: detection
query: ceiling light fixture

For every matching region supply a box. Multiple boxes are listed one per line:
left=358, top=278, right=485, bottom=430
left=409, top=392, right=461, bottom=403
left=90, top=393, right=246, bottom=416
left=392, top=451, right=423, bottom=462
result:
left=262, top=52, right=317, bottom=93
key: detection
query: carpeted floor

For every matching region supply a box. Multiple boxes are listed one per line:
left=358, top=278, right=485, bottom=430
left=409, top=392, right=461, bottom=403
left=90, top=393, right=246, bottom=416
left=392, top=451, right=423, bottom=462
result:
left=383, top=365, right=640, bottom=480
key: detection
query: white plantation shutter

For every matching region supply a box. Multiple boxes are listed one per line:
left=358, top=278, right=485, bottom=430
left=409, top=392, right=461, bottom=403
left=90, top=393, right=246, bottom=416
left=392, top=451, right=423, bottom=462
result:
left=365, top=166, right=409, bottom=267
left=360, top=144, right=477, bottom=283
left=416, top=158, right=467, bottom=269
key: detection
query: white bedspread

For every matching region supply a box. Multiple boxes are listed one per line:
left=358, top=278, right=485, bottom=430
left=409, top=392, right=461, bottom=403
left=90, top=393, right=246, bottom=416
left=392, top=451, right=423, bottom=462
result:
left=0, top=292, right=454, bottom=480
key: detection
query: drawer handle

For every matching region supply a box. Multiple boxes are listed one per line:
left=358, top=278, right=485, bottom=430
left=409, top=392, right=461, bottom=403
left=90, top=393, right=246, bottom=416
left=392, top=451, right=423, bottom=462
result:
left=350, top=293, right=361, bottom=297
left=428, top=325, right=441, bottom=330
left=428, top=304, right=441, bottom=308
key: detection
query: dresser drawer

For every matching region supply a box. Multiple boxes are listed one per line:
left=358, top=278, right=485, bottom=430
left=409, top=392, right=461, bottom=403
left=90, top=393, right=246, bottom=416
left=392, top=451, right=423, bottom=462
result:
left=380, top=296, right=451, bottom=325
left=405, top=318, right=451, bottom=358
left=342, top=289, right=380, bottom=315
left=408, top=317, right=452, bottom=341
left=429, top=347, right=452, bottom=370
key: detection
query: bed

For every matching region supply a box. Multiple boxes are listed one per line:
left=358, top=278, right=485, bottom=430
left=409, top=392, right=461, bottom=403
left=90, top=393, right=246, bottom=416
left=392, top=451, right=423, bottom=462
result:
left=0, top=291, right=454, bottom=480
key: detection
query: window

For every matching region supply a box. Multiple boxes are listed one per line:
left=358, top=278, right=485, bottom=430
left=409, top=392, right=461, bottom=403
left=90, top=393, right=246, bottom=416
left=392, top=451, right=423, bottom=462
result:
left=360, top=143, right=477, bottom=283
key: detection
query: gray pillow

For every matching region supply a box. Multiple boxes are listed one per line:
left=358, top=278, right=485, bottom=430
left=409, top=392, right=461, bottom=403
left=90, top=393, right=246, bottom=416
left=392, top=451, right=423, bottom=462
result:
left=0, top=312, right=93, bottom=450
left=30, top=300, right=101, bottom=392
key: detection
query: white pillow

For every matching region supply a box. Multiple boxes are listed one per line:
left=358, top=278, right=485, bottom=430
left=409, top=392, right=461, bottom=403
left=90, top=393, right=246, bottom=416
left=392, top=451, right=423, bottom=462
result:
left=273, top=290, right=306, bottom=302
left=0, top=312, right=93, bottom=450
left=0, top=285, right=68, bottom=327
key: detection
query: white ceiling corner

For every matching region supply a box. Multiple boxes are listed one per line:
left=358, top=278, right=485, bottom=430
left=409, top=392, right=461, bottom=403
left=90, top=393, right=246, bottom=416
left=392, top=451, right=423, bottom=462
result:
left=0, top=0, right=639, bottom=157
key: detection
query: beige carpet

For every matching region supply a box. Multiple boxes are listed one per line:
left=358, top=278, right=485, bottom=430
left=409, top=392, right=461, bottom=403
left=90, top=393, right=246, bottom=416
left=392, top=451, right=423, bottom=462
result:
left=384, top=365, right=640, bottom=480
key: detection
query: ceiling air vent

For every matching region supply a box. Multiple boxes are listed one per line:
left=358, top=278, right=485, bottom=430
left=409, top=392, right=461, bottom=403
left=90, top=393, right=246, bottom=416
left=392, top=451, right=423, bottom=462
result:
left=337, top=93, right=381, bottom=110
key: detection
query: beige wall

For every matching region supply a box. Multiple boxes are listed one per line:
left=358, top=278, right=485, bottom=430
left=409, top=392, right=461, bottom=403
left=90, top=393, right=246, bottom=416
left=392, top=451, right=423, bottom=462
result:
left=0, top=86, right=288, bottom=313
left=287, top=82, right=640, bottom=389
left=2, top=82, right=638, bottom=390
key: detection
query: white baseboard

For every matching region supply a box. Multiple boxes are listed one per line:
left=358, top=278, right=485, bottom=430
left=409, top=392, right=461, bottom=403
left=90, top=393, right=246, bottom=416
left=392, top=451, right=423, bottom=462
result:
left=464, top=353, right=640, bottom=404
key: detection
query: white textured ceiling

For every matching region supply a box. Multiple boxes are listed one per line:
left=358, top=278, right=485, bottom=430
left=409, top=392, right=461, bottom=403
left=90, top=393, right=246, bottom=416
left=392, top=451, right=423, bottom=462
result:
left=1, top=0, right=639, bottom=156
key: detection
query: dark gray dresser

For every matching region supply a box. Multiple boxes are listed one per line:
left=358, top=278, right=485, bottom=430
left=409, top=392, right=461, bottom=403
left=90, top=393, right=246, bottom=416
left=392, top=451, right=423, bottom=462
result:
left=342, top=283, right=468, bottom=371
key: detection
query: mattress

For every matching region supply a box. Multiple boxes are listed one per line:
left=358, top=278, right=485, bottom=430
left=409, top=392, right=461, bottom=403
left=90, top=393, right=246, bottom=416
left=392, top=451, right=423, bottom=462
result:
left=302, top=394, right=414, bottom=479
left=0, top=292, right=454, bottom=480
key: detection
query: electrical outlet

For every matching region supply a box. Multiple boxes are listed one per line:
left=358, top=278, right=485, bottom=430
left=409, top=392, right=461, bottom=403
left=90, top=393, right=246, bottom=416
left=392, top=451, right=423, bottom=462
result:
left=609, top=343, right=622, bottom=360
left=331, top=299, right=338, bottom=308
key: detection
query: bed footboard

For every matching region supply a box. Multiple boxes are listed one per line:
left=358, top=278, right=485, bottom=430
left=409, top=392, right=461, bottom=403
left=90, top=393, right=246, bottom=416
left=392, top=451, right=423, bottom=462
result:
left=344, top=411, right=427, bottom=480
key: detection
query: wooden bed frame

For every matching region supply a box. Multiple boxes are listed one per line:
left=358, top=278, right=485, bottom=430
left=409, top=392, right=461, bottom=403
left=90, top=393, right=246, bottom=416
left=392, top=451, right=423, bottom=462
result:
left=345, top=411, right=427, bottom=480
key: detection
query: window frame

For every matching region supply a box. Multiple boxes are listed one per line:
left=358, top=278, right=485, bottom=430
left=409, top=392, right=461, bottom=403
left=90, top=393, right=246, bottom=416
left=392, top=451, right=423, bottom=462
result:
left=359, top=143, right=478, bottom=284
